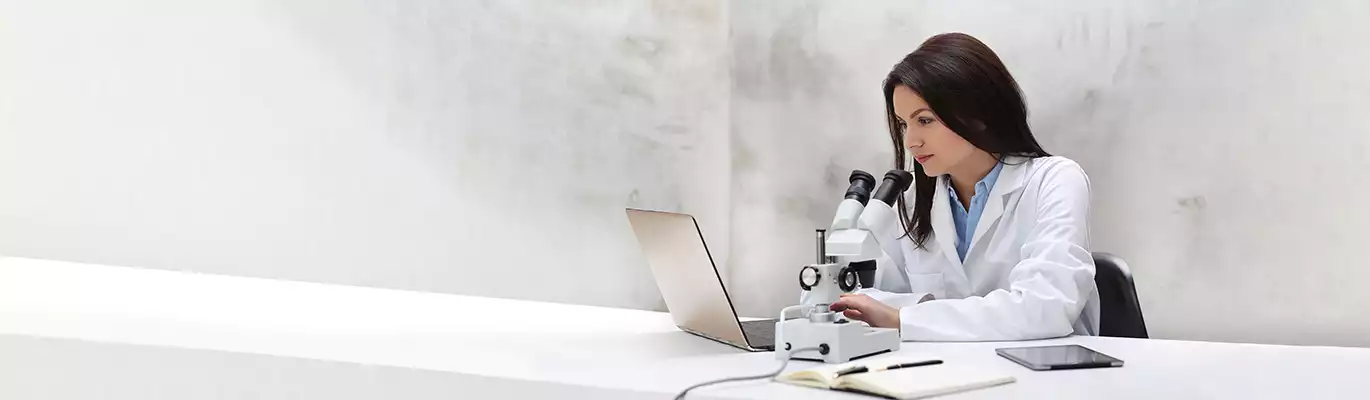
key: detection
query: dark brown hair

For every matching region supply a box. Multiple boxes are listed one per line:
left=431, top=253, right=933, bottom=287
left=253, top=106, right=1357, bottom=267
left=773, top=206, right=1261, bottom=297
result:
left=883, top=33, right=1049, bottom=249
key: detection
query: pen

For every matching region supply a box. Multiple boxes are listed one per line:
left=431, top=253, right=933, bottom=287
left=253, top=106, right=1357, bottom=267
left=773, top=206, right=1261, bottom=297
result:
left=835, top=360, right=943, bottom=377
left=885, top=360, right=943, bottom=370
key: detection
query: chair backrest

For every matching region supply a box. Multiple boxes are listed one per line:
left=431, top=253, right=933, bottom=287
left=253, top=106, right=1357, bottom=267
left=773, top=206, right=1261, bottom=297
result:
left=1093, top=252, right=1148, bottom=338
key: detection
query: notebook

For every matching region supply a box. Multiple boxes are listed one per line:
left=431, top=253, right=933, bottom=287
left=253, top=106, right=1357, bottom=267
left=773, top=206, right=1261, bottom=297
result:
left=776, top=356, right=1015, bottom=399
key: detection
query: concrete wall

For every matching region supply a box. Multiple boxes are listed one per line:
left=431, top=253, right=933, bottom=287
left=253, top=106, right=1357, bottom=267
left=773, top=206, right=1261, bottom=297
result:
left=0, top=0, right=729, bottom=311
left=727, top=0, right=1370, bottom=347
left=3, top=0, right=1368, bottom=347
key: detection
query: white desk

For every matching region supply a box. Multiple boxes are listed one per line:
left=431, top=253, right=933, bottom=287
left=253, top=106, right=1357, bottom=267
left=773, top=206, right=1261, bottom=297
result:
left=3, top=256, right=1369, bottom=399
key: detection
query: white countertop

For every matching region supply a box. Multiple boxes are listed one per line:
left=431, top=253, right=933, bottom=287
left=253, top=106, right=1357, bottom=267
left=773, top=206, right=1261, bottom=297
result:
left=3, top=256, right=1368, bottom=399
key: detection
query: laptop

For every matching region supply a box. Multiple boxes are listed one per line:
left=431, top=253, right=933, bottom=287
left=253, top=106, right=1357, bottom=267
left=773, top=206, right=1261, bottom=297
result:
left=625, top=208, right=777, bottom=352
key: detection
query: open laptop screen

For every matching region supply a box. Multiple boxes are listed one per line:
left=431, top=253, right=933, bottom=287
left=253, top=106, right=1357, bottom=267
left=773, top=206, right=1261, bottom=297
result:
left=625, top=209, right=749, bottom=347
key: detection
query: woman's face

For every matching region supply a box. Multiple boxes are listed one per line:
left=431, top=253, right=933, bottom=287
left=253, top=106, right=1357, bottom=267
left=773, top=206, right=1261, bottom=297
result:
left=891, top=84, right=980, bottom=177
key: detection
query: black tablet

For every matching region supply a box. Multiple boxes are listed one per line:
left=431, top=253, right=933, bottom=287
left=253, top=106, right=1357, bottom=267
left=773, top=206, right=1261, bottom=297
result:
left=995, top=344, right=1124, bottom=371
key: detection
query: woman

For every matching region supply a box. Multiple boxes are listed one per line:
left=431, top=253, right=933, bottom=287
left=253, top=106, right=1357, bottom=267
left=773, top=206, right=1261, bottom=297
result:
left=829, top=33, right=1100, bottom=341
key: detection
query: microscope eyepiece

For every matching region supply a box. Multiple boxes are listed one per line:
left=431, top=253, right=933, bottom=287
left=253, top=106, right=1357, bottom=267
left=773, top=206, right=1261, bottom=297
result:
left=844, top=170, right=876, bottom=205
left=872, top=170, right=914, bottom=205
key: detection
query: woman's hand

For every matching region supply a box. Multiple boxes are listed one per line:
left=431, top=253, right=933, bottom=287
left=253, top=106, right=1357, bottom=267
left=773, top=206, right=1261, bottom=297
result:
left=829, top=293, right=901, bottom=329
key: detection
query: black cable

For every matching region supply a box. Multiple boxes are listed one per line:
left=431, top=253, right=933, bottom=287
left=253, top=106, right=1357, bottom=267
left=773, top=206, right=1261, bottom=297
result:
left=672, top=347, right=822, bottom=400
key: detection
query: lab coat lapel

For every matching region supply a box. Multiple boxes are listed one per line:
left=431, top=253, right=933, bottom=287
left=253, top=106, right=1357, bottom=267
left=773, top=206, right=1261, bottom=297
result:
left=969, top=158, right=1030, bottom=249
left=931, top=176, right=962, bottom=268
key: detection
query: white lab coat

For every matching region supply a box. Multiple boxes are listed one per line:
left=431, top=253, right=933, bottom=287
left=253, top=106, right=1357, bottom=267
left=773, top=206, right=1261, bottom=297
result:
left=861, top=155, right=1100, bottom=342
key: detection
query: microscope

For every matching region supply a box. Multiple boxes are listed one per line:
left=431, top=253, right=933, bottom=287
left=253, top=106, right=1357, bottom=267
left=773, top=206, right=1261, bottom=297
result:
left=774, top=169, right=914, bottom=363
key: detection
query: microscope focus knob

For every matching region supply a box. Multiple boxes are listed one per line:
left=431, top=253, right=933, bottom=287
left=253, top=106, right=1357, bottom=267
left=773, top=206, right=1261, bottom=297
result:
left=809, top=310, right=837, bottom=323
left=799, top=266, right=820, bottom=291
left=837, top=266, right=860, bottom=292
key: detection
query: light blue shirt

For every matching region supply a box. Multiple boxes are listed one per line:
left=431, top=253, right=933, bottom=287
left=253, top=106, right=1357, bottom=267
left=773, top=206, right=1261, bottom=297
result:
left=948, top=162, right=1004, bottom=262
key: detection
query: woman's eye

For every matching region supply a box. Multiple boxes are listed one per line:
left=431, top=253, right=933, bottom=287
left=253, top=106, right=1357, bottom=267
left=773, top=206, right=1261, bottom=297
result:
left=918, top=117, right=935, bottom=125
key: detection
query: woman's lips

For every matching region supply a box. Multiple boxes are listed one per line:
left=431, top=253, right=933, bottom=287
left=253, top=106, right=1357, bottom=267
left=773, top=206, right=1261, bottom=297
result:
left=915, top=154, right=933, bottom=163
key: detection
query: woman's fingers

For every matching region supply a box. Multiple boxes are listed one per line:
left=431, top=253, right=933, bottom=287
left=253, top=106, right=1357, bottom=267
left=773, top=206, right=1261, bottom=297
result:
left=830, top=295, right=897, bottom=328
left=830, top=296, right=866, bottom=312
left=831, top=297, right=871, bottom=321
left=832, top=293, right=870, bottom=310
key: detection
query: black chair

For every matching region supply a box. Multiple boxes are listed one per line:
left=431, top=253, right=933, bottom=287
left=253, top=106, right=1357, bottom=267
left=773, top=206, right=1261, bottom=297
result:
left=1093, top=252, right=1148, bottom=338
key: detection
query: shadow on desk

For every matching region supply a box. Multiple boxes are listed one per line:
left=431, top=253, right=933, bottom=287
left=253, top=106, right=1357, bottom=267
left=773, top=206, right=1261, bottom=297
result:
left=465, top=330, right=748, bottom=362
left=0, top=333, right=667, bottom=400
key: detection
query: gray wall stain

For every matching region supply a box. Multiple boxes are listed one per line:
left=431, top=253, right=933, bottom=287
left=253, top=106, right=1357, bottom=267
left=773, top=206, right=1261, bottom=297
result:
left=601, top=66, right=656, bottom=105
left=619, top=35, right=665, bottom=62
left=1177, top=195, right=1208, bottom=211
left=729, top=124, right=758, bottom=174
left=733, top=2, right=839, bottom=101
left=823, top=161, right=846, bottom=189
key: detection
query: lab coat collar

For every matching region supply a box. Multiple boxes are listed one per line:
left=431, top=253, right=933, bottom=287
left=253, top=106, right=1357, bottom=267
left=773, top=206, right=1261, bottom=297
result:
left=970, top=156, right=1032, bottom=249
left=930, top=156, right=1033, bottom=267
left=931, top=180, right=962, bottom=268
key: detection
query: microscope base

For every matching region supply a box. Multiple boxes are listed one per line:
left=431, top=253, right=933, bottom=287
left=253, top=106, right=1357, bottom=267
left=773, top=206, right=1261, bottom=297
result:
left=774, top=318, right=901, bottom=363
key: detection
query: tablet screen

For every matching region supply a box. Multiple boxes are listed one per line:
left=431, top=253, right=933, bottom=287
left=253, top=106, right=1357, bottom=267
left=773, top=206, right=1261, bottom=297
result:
left=996, top=344, right=1123, bottom=369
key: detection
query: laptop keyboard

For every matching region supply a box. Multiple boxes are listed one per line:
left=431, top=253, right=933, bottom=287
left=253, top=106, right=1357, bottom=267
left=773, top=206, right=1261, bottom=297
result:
left=740, top=319, right=777, bottom=348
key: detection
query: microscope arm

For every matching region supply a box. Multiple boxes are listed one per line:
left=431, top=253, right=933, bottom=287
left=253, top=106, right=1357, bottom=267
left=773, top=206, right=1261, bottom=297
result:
left=825, top=198, right=906, bottom=267
left=854, top=198, right=907, bottom=269
left=825, top=169, right=913, bottom=266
